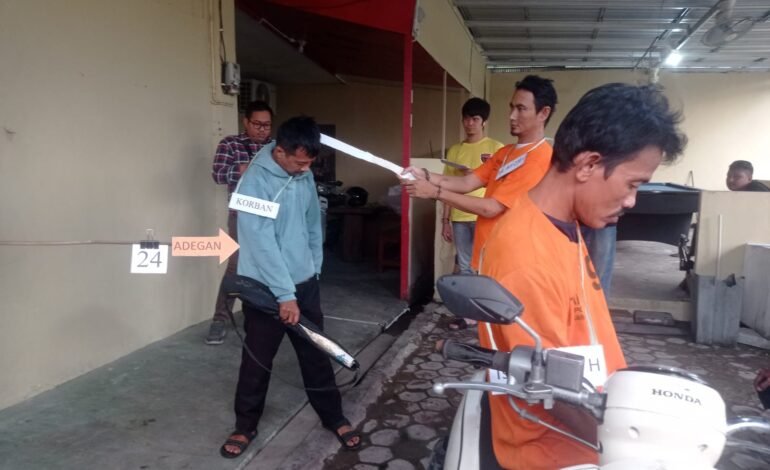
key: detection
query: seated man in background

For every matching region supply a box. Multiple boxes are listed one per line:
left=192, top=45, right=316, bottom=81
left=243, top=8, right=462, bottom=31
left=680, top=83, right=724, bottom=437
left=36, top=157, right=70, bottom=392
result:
left=480, top=83, right=687, bottom=469
left=726, top=160, right=769, bottom=192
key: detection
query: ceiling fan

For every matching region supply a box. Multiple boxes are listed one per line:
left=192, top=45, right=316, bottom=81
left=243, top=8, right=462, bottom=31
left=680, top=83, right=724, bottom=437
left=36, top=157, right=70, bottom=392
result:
left=701, top=0, right=767, bottom=47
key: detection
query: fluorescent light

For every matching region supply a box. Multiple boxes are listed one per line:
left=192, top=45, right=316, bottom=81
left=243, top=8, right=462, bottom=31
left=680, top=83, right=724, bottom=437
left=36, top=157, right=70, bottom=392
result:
left=665, top=50, right=683, bottom=66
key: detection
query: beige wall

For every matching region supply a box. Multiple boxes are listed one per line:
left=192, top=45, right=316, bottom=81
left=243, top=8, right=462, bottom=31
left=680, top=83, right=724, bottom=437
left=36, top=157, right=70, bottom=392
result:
left=487, top=70, right=770, bottom=190
left=695, top=191, right=770, bottom=277
left=409, top=158, right=449, bottom=301
left=415, top=0, right=487, bottom=97
left=276, top=80, right=465, bottom=202
left=0, top=0, right=238, bottom=408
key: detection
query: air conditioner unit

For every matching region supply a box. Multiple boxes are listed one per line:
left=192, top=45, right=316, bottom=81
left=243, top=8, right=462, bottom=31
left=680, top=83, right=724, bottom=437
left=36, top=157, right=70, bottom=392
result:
left=238, top=79, right=277, bottom=115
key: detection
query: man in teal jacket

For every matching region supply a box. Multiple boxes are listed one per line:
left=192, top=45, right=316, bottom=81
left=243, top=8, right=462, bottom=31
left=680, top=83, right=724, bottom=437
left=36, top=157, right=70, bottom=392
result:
left=220, top=116, right=360, bottom=459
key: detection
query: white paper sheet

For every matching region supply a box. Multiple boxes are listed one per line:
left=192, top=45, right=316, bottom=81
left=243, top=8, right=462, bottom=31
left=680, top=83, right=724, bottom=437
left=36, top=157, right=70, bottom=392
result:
left=320, top=134, right=415, bottom=180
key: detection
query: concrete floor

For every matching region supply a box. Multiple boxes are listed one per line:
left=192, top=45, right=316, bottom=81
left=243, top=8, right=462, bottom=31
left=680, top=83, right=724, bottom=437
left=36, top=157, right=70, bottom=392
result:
left=3, top=240, right=767, bottom=469
left=0, top=252, right=404, bottom=470
left=610, top=240, right=692, bottom=322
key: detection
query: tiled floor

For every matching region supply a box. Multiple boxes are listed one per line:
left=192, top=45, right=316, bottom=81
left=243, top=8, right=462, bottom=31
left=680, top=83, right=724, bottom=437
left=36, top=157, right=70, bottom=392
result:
left=324, top=309, right=770, bottom=470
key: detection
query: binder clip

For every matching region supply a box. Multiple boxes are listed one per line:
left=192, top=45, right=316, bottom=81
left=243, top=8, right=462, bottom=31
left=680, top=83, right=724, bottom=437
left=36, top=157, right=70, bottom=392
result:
left=140, top=229, right=160, bottom=250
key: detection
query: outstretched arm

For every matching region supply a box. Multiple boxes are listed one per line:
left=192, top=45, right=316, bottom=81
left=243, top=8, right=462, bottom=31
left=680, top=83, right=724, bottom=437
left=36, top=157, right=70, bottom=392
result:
left=402, top=178, right=505, bottom=219
left=402, top=166, right=484, bottom=195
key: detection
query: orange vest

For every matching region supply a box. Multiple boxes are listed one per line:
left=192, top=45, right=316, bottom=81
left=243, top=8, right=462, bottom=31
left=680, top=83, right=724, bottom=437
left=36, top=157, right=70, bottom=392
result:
left=471, top=140, right=552, bottom=270
left=478, top=195, right=626, bottom=470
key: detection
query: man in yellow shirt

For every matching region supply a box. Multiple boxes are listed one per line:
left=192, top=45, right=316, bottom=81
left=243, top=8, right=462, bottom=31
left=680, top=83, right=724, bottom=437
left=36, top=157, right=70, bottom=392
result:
left=441, top=98, right=504, bottom=276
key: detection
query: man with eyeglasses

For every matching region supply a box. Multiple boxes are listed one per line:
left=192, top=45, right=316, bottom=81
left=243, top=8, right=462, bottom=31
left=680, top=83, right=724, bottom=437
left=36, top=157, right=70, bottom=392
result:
left=207, top=100, right=274, bottom=345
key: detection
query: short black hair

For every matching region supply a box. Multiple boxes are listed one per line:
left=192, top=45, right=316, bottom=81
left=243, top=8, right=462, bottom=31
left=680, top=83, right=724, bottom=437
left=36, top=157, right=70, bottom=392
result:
left=276, top=116, right=321, bottom=157
left=729, top=160, right=753, bottom=176
left=552, top=83, right=687, bottom=175
left=244, top=100, right=274, bottom=120
left=461, top=98, right=491, bottom=121
left=515, top=75, right=558, bottom=125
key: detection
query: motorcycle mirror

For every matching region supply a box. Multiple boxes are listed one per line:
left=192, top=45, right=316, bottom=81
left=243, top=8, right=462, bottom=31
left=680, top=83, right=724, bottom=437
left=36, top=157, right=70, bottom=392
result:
left=436, top=274, right=524, bottom=324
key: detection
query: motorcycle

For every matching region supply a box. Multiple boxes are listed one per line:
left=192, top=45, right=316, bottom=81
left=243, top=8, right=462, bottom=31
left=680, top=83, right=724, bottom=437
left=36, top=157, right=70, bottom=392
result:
left=429, top=274, right=770, bottom=470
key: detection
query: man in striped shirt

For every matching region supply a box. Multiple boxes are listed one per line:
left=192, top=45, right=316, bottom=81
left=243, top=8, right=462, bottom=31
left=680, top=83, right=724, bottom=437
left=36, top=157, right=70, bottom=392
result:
left=206, top=100, right=274, bottom=345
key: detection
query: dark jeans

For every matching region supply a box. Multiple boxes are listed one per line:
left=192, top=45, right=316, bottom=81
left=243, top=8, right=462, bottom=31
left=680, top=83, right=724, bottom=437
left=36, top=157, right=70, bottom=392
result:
left=587, top=225, right=617, bottom=295
left=233, top=278, right=345, bottom=433
left=213, top=211, right=239, bottom=321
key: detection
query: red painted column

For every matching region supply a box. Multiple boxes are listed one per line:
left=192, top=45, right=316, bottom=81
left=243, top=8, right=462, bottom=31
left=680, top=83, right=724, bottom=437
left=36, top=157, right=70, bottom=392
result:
left=400, top=33, right=413, bottom=301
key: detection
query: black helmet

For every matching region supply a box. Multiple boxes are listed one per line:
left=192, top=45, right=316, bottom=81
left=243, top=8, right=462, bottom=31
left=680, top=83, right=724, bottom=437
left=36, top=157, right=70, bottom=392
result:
left=345, top=186, right=368, bottom=207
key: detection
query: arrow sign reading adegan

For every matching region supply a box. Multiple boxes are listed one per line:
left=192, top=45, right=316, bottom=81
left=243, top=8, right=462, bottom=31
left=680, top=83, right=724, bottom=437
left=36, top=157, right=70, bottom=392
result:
left=171, top=228, right=239, bottom=264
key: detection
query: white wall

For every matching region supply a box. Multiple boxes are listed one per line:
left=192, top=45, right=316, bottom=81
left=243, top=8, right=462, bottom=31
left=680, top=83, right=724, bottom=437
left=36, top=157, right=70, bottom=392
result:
left=487, top=70, right=770, bottom=190
left=695, top=191, right=770, bottom=277
left=415, top=0, right=487, bottom=97
left=0, top=0, right=238, bottom=408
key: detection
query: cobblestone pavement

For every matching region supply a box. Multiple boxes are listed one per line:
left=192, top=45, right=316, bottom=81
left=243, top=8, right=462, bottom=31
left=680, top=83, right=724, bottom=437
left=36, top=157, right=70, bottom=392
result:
left=323, top=308, right=770, bottom=470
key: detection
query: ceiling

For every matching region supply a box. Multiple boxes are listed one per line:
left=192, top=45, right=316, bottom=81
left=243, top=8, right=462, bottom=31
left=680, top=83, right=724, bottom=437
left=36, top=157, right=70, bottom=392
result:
left=452, top=0, right=770, bottom=72
left=236, top=9, right=339, bottom=84
left=236, top=0, right=462, bottom=87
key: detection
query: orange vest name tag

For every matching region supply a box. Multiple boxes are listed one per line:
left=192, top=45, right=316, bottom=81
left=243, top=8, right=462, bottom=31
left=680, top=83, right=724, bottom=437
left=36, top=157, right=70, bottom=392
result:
left=496, top=154, right=527, bottom=180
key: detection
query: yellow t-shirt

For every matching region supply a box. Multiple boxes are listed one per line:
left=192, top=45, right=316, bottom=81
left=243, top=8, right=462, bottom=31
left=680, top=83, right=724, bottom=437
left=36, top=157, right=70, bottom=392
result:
left=443, top=137, right=504, bottom=222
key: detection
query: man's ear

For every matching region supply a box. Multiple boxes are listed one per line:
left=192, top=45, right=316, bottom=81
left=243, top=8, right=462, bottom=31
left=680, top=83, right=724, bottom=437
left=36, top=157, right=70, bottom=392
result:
left=537, top=106, right=552, bottom=123
left=273, top=145, right=286, bottom=159
left=573, top=151, right=602, bottom=182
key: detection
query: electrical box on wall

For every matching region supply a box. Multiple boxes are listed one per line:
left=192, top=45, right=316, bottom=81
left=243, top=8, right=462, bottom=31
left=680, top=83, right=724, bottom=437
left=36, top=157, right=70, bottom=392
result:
left=221, top=62, right=241, bottom=95
left=238, top=79, right=277, bottom=114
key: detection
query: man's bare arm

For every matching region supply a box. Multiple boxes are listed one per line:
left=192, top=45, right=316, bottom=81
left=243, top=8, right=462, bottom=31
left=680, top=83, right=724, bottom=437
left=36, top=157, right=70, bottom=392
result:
left=434, top=172, right=485, bottom=194
left=440, top=189, right=505, bottom=219
left=402, top=166, right=484, bottom=194
left=402, top=179, right=505, bottom=219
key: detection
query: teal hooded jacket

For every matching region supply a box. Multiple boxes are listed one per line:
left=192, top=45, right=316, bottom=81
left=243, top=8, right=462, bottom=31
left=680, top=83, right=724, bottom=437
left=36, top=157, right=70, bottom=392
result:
left=235, top=143, right=322, bottom=302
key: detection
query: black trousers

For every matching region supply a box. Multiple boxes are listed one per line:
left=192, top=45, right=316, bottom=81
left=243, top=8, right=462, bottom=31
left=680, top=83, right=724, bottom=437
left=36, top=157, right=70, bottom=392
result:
left=233, top=278, right=345, bottom=433
left=212, top=211, right=238, bottom=321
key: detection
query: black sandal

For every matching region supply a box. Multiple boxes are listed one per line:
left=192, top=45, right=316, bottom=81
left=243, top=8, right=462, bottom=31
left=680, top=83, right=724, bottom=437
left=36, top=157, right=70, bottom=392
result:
left=448, top=318, right=468, bottom=331
left=333, top=428, right=362, bottom=451
left=325, top=421, right=362, bottom=451
left=219, top=430, right=258, bottom=459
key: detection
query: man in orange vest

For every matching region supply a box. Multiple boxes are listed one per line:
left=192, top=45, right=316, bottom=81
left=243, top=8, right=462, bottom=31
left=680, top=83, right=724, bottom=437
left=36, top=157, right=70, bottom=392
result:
left=480, top=83, right=687, bottom=469
left=403, top=75, right=557, bottom=328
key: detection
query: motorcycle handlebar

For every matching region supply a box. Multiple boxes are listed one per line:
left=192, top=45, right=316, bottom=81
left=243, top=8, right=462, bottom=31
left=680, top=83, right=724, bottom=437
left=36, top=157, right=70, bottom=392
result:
left=441, top=340, right=511, bottom=372
left=439, top=340, right=606, bottom=419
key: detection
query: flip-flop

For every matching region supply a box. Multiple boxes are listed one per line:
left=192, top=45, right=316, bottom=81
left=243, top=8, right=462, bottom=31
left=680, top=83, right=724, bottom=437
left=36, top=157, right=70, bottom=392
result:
left=219, top=430, right=258, bottom=459
left=448, top=318, right=468, bottom=331
left=331, top=428, right=362, bottom=451
left=324, top=420, right=362, bottom=451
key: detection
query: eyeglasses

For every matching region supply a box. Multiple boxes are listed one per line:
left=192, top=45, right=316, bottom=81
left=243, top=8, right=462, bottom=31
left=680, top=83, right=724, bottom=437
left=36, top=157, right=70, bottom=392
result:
left=248, top=120, right=272, bottom=130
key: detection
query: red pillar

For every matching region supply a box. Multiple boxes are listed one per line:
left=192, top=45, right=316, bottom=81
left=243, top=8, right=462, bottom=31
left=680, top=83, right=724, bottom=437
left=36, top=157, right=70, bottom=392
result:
left=400, top=33, right=413, bottom=301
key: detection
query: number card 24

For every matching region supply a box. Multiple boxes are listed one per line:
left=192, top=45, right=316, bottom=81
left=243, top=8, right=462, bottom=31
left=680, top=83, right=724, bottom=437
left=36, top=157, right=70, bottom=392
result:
left=131, top=244, right=169, bottom=274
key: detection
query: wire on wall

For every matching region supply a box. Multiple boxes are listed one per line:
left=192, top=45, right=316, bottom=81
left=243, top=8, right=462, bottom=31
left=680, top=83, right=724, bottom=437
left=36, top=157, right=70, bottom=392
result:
left=218, top=0, right=227, bottom=64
